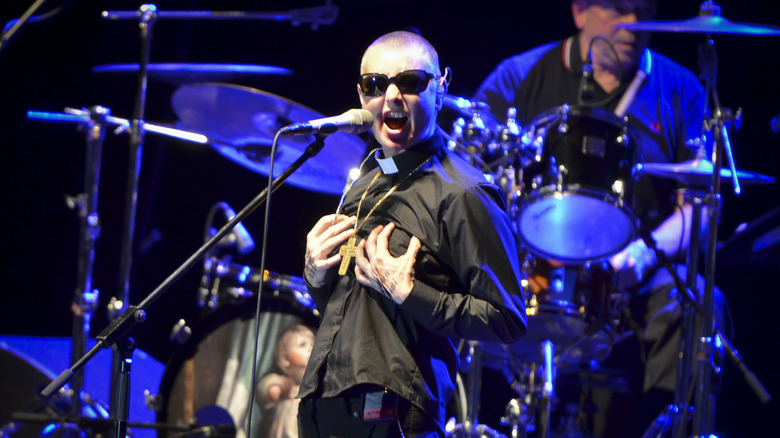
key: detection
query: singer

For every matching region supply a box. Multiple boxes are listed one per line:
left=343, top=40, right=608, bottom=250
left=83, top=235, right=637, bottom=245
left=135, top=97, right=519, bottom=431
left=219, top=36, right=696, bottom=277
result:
left=474, top=0, right=729, bottom=436
left=298, top=30, right=527, bottom=437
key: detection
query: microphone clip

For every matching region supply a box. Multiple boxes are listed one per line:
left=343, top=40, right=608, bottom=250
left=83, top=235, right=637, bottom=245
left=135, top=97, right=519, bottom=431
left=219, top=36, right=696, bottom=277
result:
left=579, top=62, right=595, bottom=104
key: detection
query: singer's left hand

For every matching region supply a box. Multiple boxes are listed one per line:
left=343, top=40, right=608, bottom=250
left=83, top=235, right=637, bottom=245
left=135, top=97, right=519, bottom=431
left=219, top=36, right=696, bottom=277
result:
left=355, top=222, right=421, bottom=304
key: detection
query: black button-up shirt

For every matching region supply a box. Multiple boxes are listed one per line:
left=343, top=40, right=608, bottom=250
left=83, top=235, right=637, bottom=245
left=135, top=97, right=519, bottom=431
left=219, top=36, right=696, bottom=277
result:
left=299, top=132, right=527, bottom=428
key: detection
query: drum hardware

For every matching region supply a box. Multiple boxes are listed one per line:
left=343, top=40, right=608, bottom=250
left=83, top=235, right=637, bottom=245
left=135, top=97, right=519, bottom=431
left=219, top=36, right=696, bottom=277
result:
left=198, top=257, right=315, bottom=315
left=621, top=3, right=777, bottom=435
left=488, top=341, right=556, bottom=438
left=21, top=106, right=115, bottom=420
left=447, top=342, right=506, bottom=438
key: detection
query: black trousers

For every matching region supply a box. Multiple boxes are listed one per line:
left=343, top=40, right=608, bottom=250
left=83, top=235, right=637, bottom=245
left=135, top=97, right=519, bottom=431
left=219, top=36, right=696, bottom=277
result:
left=297, top=392, right=443, bottom=438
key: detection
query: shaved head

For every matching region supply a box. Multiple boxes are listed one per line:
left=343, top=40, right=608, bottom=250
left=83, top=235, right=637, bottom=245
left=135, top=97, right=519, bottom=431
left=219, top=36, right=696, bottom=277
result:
left=360, top=31, right=441, bottom=75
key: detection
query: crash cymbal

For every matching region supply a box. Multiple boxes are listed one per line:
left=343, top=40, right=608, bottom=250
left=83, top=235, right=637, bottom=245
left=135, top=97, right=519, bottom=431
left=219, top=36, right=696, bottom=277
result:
left=617, top=15, right=780, bottom=36
left=172, top=83, right=367, bottom=195
left=93, top=63, right=293, bottom=83
left=637, top=159, right=776, bottom=186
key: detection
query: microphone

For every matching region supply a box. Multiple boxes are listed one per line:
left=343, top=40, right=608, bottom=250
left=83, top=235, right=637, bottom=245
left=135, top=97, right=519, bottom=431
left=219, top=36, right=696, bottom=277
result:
left=218, top=202, right=255, bottom=254
left=279, top=108, right=373, bottom=135
left=578, top=51, right=595, bottom=105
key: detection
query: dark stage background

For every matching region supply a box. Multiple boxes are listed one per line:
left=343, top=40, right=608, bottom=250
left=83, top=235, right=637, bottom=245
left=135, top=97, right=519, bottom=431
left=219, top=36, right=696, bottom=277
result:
left=1, top=1, right=778, bottom=436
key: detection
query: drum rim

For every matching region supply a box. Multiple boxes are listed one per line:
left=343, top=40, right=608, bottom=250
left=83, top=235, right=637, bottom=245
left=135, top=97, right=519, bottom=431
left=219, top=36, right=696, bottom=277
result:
left=155, top=295, right=320, bottom=427
left=515, top=187, right=638, bottom=264
left=530, top=104, right=628, bottom=128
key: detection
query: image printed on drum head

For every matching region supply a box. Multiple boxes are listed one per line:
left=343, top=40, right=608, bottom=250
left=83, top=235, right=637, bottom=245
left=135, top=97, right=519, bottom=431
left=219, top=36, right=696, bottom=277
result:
left=256, top=324, right=314, bottom=438
left=156, top=291, right=319, bottom=438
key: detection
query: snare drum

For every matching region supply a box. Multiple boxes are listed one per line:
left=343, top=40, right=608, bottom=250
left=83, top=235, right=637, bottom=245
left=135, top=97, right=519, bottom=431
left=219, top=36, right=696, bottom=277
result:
left=513, top=105, right=638, bottom=264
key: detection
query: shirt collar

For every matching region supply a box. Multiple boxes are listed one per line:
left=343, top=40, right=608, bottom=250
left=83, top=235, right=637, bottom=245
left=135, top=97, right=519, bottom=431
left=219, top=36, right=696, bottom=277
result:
left=374, top=132, right=444, bottom=176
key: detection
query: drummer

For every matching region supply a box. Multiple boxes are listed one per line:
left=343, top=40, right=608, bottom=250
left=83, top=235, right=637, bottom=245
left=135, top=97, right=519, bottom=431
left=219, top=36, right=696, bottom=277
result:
left=475, top=0, right=728, bottom=436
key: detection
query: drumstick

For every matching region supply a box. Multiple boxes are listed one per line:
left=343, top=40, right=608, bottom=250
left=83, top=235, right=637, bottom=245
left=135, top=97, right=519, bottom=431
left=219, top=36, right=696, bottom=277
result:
left=614, top=69, right=647, bottom=118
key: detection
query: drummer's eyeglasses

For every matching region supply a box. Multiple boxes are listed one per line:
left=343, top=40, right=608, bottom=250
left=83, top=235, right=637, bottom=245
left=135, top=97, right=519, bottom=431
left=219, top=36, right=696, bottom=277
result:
left=359, top=70, right=437, bottom=97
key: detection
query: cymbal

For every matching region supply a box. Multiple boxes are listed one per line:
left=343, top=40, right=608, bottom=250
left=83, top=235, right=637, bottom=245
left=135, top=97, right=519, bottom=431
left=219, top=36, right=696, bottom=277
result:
left=172, top=83, right=367, bottom=195
left=637, top=159, right=776, bottom=186
left=93, top=63, right=293, bottom=83
left=617, top=15, right=780, bottom=36
left=442, top=94, right=489, bottom=117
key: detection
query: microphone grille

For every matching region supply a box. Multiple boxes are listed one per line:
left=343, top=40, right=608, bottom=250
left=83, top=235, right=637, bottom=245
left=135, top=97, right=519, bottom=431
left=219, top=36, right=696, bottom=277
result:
left=348, top=109, right=374, bottom=132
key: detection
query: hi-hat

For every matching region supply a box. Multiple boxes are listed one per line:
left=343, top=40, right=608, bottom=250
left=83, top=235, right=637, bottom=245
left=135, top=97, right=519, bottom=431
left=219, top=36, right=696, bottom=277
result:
left=637, top=159, right=776, bottom=186
left=93, top=63, right=293, bottom=83
left=172, top=83, right=367, bottom=195
left=617, top=15, right=780, bottom=36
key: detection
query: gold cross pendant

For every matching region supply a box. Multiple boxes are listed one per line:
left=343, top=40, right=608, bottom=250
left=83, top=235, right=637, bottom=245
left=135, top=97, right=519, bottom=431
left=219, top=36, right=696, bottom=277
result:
left=338, top=236, right=358, bottom=275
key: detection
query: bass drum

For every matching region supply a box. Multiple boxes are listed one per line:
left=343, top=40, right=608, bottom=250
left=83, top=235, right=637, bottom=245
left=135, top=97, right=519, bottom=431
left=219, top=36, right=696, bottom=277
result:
left=513, top=105, right=638, bottom=264
left=0, top=345, right=109, bottom=438
left=156, top=278, right=319, bottom=438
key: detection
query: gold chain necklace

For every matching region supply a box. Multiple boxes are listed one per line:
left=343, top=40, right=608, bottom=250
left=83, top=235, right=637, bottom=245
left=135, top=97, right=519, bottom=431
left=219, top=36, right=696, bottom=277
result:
left=337, top=155, right=433, bottom=275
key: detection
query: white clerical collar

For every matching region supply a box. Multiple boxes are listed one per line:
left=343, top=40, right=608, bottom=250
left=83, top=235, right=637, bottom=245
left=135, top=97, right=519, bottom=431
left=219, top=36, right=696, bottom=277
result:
left=375, top=150, right=399, bottom=174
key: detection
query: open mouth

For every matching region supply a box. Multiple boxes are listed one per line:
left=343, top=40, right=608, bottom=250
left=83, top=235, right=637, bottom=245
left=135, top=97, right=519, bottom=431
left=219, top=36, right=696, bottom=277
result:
left=384, top=112, right=408, bottom=130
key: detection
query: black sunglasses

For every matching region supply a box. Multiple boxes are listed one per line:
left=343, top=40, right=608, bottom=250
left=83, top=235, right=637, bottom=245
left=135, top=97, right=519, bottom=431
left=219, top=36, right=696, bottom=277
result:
left=358, top=69, right=437, bottom=97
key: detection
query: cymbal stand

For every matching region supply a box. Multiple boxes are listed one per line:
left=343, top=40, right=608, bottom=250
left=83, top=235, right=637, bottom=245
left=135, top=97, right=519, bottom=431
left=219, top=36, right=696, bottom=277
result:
left=498, top=340, right=555, bottom=438
left=691, top=18, right=740, bottom=435
left=103, top=6, right=157, bottom=437
left=67, top=106, right=111, bottom=418
left=24, top=106, right=111, bottom=422
left=449, top=342, right=504, bottom=437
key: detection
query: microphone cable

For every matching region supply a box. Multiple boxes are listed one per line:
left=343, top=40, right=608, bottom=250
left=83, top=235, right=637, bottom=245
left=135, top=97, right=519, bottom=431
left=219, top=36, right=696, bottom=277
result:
left=577, top=35, right=624, bottom=108
left=244, top=129, right=282, bottom=438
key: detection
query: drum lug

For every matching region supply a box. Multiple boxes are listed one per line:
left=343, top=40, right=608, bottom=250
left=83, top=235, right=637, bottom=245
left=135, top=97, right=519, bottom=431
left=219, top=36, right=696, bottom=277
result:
left=169, top=319, right=192, bottom=345
left=144, top=389, right=163, bottom=412
left=557, top=165, right=568, bottom=192
left=612, top=179, right=625, bottom=197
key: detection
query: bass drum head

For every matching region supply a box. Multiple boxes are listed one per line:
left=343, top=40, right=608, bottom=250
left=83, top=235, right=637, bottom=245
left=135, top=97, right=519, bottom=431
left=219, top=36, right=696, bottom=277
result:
left=157, top=294, right=319, bottom=438
left=0, top=345, right=109, bottom=438
left=516, top=188, right=636, bottom=264
left=0, top=346, right=54, bottom=438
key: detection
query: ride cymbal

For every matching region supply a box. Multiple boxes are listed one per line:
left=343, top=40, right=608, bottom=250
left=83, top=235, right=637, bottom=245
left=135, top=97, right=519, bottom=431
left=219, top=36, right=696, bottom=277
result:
left=617, top=15, right=780, bottom=36
left=93, top=63, right=293, bottom=83
left=172, top=83, right=367, bottom=195
left=637, top=159, right=776, bottom=186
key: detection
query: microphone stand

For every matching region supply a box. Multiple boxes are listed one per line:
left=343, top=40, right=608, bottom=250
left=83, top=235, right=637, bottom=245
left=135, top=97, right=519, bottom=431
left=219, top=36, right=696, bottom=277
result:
left=39, top=133, right=330, bottom=438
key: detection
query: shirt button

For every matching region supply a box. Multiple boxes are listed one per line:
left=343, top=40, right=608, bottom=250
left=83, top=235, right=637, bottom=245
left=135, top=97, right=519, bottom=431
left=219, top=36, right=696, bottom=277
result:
left=352, top=411, right=359, bottom=418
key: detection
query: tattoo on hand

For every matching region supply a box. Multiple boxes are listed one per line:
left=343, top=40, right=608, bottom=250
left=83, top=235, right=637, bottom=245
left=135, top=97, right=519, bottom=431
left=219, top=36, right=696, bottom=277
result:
left=304, top=252, right=316, bottom=281
left=377, top=271, right=396, bottom=298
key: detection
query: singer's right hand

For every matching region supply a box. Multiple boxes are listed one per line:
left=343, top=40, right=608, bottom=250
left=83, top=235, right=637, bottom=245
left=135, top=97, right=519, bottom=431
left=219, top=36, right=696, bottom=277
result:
left=305, top=214, right=357, bottom=288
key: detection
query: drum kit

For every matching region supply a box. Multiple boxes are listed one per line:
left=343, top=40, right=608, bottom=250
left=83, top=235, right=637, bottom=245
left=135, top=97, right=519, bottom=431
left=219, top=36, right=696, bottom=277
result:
left=2, top=1, right=778, bottom=438
left=443, top=3, right=777, bottom=437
